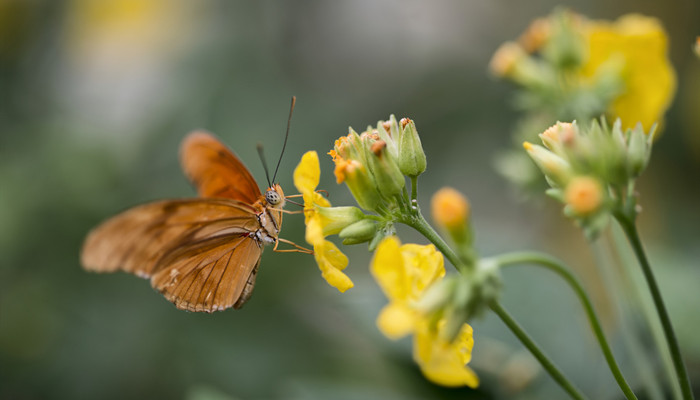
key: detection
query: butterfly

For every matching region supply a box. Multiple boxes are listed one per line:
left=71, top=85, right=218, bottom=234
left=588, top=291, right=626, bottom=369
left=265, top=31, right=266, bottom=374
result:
left=81, top=98, right=306, bottom=312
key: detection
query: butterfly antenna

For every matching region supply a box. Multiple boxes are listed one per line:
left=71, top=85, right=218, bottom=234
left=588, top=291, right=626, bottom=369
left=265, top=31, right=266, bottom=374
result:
left=272, top=96, right=296, bottom=184
left=257, top=143, right=272, bottom=188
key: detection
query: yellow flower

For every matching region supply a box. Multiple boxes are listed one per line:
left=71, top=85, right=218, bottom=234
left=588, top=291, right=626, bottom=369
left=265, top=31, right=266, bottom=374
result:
left=294, top=151, right=353, bottom=292
left=581, top=14, right=676, bottom=130
left=371, top=237, right=478, bottom=388
left=371, top=237, right=445, bottom=338
left=414, top=319, right=479, bottom=388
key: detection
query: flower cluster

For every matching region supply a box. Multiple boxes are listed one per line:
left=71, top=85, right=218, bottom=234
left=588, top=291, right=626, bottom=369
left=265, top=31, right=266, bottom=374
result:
left=491, top=10, right=675, bottom=192
left=292, top=116, right=489, bottom=388
left=329, top=115, right=426, bottom=214
left=523, top=119, right=654, bottom=238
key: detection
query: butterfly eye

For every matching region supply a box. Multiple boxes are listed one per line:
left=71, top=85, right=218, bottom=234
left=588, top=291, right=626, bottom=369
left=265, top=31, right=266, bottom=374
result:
left=265, top=189, right=282, bottom=205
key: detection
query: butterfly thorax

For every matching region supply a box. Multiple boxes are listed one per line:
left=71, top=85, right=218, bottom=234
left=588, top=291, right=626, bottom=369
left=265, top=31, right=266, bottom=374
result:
left=251, top=184, right=285, bottom=245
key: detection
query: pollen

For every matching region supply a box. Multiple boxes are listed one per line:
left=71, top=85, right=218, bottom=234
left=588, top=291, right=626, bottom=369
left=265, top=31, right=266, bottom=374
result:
left=333, top=159, right=349, bottom=184
left=382, top=121, right=392, bottom=134
left=371, top=140, right=387, bottom=156
left=522, top=141, right=533, bottom=151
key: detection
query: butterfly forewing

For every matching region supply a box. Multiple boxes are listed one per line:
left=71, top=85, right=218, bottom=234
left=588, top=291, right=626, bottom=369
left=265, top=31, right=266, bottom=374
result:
left=180, top=131, right=262, bottom=203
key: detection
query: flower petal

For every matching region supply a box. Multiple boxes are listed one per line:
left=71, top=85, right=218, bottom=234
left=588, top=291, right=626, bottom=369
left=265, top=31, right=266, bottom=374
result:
left=370, top=236, right=408, bottom=301
left=294, top=151, right=320, bottom=194
left=401, top=244, right=445, bottom=296
left=305, top=215, right=324, bottom=245
left=414, top=320, right=479, bottom=388
left=582, top=15, right=675, bottom=130
left=314, top=240, right=353, bottom=292
left=376, top=302, right=417, bottom=340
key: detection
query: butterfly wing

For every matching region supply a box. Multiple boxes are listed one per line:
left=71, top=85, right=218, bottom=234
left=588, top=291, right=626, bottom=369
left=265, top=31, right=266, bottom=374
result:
left=180, top=131, right=262, bottom=203
left=81, top=198, right=263, bottom=312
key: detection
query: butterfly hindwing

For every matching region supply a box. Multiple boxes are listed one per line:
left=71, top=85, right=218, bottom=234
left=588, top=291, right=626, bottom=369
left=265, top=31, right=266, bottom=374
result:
left=151, top=233, right=262, bottom=312
left=81, top=198, right=264, bottom=312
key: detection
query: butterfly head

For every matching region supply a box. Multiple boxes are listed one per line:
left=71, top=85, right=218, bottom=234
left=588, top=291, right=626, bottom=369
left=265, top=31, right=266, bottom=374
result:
left=265, top=184, right=285, bottom=207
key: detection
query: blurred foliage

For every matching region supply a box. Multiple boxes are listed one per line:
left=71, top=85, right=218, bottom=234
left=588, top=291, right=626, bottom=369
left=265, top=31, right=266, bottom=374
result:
left=1, top=1, right=699, bottom=399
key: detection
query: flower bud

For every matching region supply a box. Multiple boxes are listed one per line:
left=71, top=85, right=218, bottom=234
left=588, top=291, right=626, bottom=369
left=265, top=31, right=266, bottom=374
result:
left=564, top=176, right=604, bottom=215
left=489, top=41, right=527, bottom=78
left=413, top=278, right=457, bottom=315
left=541, top=10, right=585, bottom=69
left=365, top=139, right=405, bottom=199
left=431, top=187, right=470, bottom=231
left=626, top=123, right=652, bottom=178
left=398, top=118, right=427, bottom=177
left=377, top=115, right=400, bottom=160
left=340, top=160, right=383, bottom=213
left=316, top=206, right=366, bottom=236
left=539, top=121, right=577, bottom=156
left=523, top=141, right=572, bottom=187
left=518, top=18, right=551, bottom=53
left=339, top=219, right=377, bottom=243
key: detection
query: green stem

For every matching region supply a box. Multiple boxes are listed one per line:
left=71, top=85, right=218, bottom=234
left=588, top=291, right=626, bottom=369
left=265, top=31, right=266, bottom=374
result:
left=410, top=175, right=418, bottom=202
left=495, top=251, right=638, bottom=400
left=592, top=238, right=666, bottom=400
left=403, top=212, right=585, bottom=398
left=615, top=216, right=694, bottom=400
left=490, top=302, right=588, bottom=400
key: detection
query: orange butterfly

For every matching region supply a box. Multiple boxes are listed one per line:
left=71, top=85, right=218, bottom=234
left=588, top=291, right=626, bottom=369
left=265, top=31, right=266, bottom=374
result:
left=81, top=98, right=306, bottom=312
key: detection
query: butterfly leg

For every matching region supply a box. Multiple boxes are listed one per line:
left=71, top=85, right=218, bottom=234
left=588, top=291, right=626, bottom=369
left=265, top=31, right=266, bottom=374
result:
left=273, top=238, right=313, bottom=254
left=269, top=207, right=305, bottom=215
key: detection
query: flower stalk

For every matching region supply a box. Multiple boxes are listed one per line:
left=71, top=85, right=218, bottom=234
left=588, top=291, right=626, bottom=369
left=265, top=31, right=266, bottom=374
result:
left=614, top=215, right=695, bottom=400
left=493, top=251, right=638, bottom=400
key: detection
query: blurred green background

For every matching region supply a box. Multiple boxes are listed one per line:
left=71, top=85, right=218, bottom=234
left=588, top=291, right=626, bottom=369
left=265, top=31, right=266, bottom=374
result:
left=1, top=1, right=699, bottom=399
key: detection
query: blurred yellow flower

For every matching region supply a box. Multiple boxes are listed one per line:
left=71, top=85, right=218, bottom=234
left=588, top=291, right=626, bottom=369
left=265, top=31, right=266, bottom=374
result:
left=371, top=237, right=478, bottom=388
left=581, top=14, right=676, bottom=130
left=415, top=319, right=479, bottom=388
left=294, top=151, right=353, bottom=292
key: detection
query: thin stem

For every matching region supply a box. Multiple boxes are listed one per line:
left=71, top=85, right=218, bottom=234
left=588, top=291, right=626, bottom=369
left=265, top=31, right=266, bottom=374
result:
left=490, top=302, right=588, bottom=400
left=495, top=251, right=638, bottom=400
left=610, top=225, right=684, bottom=400
left=616, top=216, right=694, bottom=400
left=410, top=175, right=418, bottom=202
left=401, top=195, right=586, bottom=398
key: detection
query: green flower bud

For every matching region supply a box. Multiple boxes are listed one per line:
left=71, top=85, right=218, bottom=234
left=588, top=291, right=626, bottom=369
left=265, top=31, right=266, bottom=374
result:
left=541, top=10, right=585, bottom=70
left=397, top=118, right=427, bottom=177
left=368, top=224, right=395, bottom=251
left=626, top=123, right=653, bottom=178
left=523, top=141, right=573, bottom=187
left=413, top=278, right=457, bottom=314
left=316, top=206, right=366, bottom=236
left=339, top=219, right=377, bottom=243
left=442, top=261, right=501, bottom=342
left=365, top=139, right=405, bottom=199
left=343, top=160, right=384, bottom=213
left=377, top=115, right=400, bottom=160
